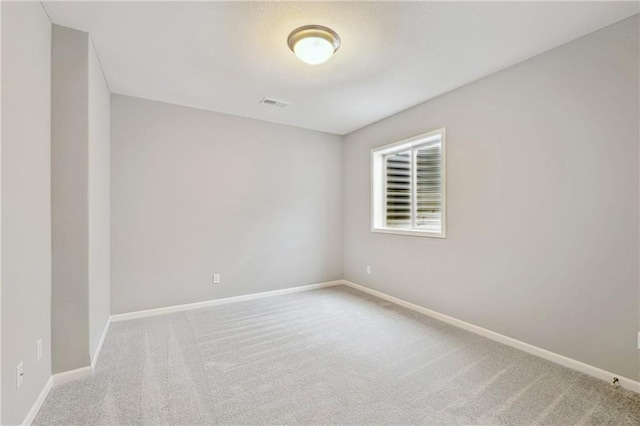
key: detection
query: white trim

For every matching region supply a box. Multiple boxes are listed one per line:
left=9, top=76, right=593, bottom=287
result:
left=371, top=128, right=444, bottom=155
left=372, top=227, right=446, bottom=239
left=24, top=319, right=111, bottom=424
left=21, top=377, right=52, bottom=426
left=110, top=280, right=343, bottom=322
left=342, top=280, right=640, bottom=394
left=91, top=318, right=111, bottom=371
left=52, top=366, right=92, bottom=387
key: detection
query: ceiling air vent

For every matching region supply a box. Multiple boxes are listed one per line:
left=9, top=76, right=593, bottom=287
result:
left=259, top=98, right=289, bottom=109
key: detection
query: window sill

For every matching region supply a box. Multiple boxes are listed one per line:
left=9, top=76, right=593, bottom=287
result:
left=371, top=227, right=446, bottom=239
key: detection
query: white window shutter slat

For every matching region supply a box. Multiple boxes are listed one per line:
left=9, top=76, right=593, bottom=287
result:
left=385, top=151, right=412, bottom=228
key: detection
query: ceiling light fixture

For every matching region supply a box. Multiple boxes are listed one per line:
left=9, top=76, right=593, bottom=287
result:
left=287, top=25, right=341, bottom=65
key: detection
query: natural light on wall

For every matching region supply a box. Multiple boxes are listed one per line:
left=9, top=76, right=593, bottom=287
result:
left=371, top=128, right=446, bottom=238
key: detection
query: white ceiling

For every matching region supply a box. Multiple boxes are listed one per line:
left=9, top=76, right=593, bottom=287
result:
left=42, top=1, right=639, bottom=135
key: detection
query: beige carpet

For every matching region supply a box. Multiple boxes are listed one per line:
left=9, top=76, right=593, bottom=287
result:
left=34, top=285, right=640, bottom=425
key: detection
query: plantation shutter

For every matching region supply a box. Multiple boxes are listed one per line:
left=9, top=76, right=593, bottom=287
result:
left=415, top=143, right=442, bottom=232
left=385, top=151, right=412, bottom=228
left=372, top=129, right=445, bottom=237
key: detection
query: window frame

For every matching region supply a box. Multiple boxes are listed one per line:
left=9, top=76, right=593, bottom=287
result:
left=371, top=128, right=446, bottom=239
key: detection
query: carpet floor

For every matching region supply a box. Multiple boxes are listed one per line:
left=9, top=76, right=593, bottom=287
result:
left=34, top=285, right=640, bottom=425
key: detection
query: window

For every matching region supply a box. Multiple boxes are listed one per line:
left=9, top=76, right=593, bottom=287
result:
left=371, top=128, right=446, bottom=238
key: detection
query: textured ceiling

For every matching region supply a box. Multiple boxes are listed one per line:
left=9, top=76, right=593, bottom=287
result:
left=42, top=1, right=639, bottom=135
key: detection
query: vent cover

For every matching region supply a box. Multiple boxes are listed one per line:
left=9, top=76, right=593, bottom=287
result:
left=259, top=98, right=289, bottom=109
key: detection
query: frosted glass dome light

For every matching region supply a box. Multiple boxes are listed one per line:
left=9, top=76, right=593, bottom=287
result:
left=293, top=37, right=334, bottom=65
left=288, top=25, right=341, bottom=65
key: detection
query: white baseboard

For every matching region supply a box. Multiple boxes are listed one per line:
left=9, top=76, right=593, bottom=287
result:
left=17, top=278, right=638, bottom=426
left=110, top=280, right=343, bottom=322
left=21, top=376, right=53, bottom=426
left=52, top=366, right=92, bottom=387
left=21, top=319, right=111, bottom=425
left=343, top=280, right=640, bottom=394
left=91, top=318, right=111, bottom=370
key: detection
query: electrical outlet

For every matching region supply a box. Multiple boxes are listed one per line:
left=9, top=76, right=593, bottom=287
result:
left=366, top=265, right=371, bottom=274
left=213, top=273, right=220, bottom=284
left=16, top=362, right=24, bottom=389
left=37, top=339, right=43, bottom=361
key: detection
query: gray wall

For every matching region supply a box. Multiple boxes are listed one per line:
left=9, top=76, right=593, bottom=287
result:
left=111, top=95, right=343, bottom=314
left=52, top=25, right=111, bottom=374
left=342, top=16, right=639, bottom=381
left=1, top=2, right=52, bottom=424
left=52, top=24, right=91, bottom=374
left=88, top=37, right=111, bottom=362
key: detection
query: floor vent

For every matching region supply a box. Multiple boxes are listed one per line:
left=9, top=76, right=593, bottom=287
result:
left=259, top=98, right=289, bottom=109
